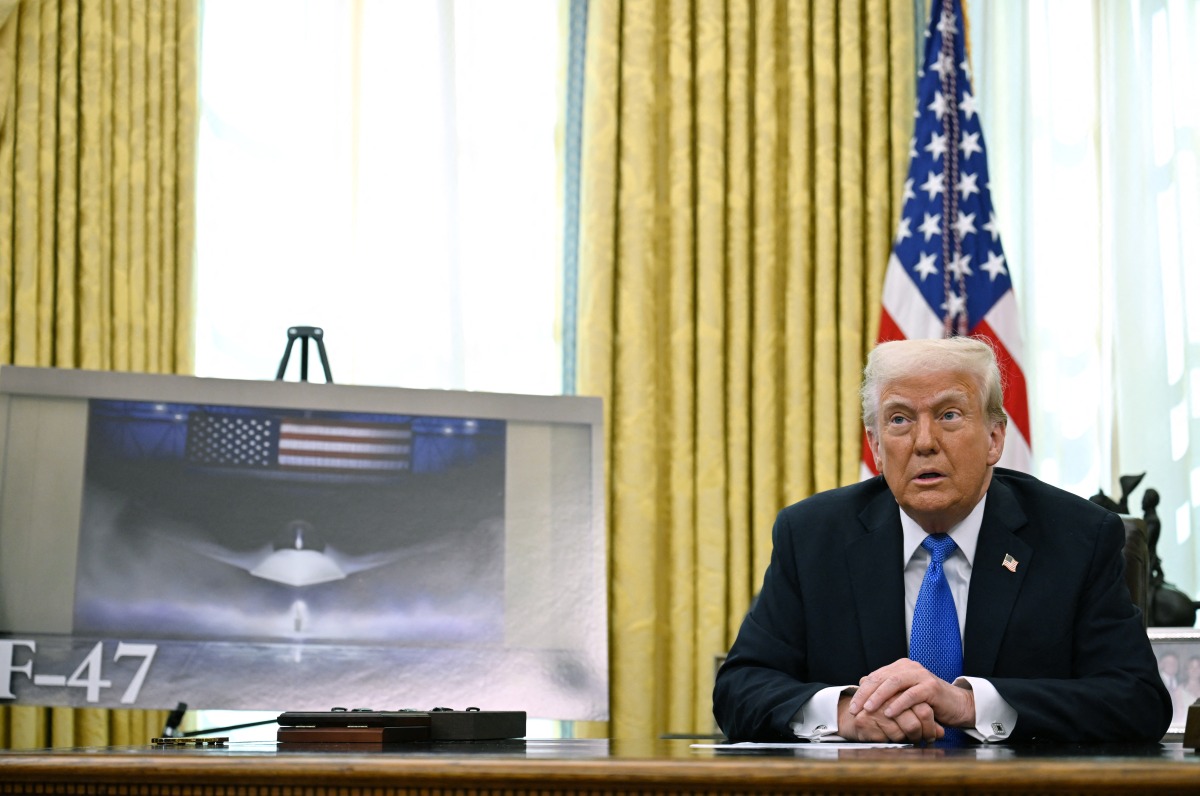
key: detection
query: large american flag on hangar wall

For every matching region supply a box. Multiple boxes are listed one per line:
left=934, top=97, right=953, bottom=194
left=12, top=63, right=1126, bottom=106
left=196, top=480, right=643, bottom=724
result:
left=185, top=412, right=413, bottom=474
left=863, top=0, right=1032, bottom=477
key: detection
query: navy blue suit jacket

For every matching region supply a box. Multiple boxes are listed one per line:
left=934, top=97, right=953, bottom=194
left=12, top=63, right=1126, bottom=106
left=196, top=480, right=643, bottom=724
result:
left=713, top=468, right=1172, bottom=743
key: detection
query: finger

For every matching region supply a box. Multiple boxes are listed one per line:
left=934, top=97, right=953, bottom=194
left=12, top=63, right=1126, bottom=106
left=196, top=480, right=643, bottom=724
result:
left=890, top=708, right=922, bottom=741
left=852, top=669, right=896, bottom=713
left=851, top=716, right=888, bottom=742
left=885, top=702, right=939, bottom=743
left=847, top=709, right=891, bottom=742
left=853, top=710, right=913, bottom=744
left=849, top=681, right=875, bottom=715
left=853, top=659, right=931, bottom=715
left=881, top=714, right=915, bottom=743
left=857, top=671, right=912, bottom=714
left=881, top=678, right=941, bottom=718
left=908, top=702, right=943, bottom=742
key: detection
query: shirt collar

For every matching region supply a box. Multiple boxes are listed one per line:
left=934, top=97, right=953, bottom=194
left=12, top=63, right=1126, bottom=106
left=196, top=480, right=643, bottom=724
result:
left=899, top=494, right=987, bottom=567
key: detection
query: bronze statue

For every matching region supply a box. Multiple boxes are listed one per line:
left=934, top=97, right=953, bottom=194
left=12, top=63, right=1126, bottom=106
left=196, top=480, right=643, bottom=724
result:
left=1091, top=474, right=1198, bottom=627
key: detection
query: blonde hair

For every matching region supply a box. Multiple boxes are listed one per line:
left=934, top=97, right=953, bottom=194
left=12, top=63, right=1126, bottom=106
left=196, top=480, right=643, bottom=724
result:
left=861, top=336, right=1007, bottom=433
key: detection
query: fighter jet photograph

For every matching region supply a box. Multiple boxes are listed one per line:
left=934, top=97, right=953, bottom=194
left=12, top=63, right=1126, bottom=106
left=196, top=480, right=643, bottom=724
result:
left=71, top=400, right=508, bottom=645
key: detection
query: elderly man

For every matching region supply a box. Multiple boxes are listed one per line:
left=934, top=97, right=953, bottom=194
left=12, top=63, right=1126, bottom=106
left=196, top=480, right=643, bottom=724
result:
left=713, top=336, right=1171, bottom=744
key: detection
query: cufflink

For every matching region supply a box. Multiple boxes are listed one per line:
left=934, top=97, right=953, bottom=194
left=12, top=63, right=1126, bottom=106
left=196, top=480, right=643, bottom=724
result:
left=815, top=724, right=827, bottom=732
left=991, top=722, right=1005, bottom=734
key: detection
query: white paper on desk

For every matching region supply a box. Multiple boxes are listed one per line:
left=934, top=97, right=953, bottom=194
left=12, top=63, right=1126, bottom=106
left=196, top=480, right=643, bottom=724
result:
left=692, top=741, right=911, bottom=750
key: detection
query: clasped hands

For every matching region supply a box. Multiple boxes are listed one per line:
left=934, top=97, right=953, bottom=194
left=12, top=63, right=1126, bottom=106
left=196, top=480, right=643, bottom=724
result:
left=837, top=658, right=976, bottom=743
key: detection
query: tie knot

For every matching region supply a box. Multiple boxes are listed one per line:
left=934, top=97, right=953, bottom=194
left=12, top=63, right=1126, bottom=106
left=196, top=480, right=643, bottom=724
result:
left=922, top=533, right=957, bottom=564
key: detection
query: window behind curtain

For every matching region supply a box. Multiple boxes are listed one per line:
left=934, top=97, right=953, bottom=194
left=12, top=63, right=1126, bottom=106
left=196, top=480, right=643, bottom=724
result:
left=195, top=0, right=563, bottom=395
left=969, top=0, right=1200, bottom=600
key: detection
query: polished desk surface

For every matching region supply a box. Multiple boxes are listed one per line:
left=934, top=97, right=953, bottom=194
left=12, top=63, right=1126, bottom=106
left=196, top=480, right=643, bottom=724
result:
left=0, top=738, right=1198, bottom=795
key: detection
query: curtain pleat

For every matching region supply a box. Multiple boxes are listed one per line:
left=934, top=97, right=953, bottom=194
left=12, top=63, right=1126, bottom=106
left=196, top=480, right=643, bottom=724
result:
left=0, top=0, right=196, bottom=748
left=54, top=0, right=78, bottom=365
left=0, top=2, right=14, bottom=365
left=579, top=0, right=914, bottom=738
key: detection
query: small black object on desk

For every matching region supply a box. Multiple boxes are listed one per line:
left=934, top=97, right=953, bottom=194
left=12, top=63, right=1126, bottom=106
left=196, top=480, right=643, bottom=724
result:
left=275, top=708, right=527, bottom=744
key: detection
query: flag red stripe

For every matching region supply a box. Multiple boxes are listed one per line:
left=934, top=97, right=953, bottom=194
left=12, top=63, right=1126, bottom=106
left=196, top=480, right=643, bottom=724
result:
left=875, top=307, right=905, bottom=345
left=278, top=451, right=409, bottom=462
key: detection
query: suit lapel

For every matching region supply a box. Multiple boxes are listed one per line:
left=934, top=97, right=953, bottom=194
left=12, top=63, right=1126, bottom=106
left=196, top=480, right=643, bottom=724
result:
left=963, top=478, right=1032, bottom=675
left=847, top=487, right=908, bottom=669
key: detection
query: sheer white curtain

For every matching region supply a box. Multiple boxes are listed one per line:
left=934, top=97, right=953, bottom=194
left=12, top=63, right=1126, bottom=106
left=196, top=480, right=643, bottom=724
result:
left=969, top=0, right=1200, bottom=599
left=196, top=0, right=563, bottom=395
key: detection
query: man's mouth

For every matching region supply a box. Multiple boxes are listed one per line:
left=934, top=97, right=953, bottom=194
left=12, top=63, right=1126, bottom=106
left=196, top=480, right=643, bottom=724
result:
left=915, top=471, right=944, bottom=481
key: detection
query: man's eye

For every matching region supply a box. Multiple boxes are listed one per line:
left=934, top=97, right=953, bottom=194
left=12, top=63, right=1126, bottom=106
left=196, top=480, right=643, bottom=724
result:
left=889, top=415, right=909, bottom=425
left=942, top=411, right=961, bottom=421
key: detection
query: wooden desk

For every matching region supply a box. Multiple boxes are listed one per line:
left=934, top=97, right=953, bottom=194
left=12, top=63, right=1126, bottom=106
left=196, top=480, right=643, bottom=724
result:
left=0, top=739, right=1198, bottom=796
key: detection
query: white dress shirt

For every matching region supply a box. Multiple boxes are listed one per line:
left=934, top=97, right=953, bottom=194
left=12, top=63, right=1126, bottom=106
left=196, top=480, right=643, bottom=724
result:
left=789, top=495, right=1017, bottom=742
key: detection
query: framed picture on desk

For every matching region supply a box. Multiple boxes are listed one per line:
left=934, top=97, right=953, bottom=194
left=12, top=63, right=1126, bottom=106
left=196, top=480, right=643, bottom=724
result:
left=1149, top=626, right=1200, bottom=733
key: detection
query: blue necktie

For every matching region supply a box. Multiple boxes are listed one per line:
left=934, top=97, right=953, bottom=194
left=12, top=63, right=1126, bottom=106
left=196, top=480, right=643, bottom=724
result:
left=910, top=533, right=963, bottom=683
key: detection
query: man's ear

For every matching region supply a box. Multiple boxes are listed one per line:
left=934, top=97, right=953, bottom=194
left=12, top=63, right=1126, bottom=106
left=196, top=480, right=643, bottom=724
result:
left=866, top=428, right=883, bottom=471
left=987, top=419, right=1007, bottom=467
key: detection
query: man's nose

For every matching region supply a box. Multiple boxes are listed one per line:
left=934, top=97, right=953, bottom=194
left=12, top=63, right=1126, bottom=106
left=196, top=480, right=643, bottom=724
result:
left=914, top=415, right=939, bottom=452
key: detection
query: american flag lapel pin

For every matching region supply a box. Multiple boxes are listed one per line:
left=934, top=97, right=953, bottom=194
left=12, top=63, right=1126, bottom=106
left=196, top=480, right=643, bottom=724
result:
left=1002, top=554, right=1018, bottom=573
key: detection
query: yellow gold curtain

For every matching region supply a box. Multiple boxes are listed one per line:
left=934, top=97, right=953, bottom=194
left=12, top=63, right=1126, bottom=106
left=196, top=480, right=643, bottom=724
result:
left=0, top=0, right=195, bottom=372
left=578, top=0, right=915, bottom=738
left=0, top=0, right=197, bottom=747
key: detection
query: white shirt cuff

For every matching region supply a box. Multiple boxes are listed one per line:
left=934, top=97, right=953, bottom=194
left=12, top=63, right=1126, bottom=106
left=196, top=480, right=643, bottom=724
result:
left=958, top=676, right=1017, bottom=742
left=788, top=679, right=1016, bottom=743
left=788, top=685, right=852, bottom=740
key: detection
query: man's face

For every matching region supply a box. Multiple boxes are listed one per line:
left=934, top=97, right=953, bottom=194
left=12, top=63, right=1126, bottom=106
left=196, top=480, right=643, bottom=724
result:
left=866, top=368, right=1005, bottom=534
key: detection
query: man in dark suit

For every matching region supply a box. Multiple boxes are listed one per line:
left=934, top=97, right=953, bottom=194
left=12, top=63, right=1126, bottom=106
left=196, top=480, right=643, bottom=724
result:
left=713, top=336, right=1172, bottom=744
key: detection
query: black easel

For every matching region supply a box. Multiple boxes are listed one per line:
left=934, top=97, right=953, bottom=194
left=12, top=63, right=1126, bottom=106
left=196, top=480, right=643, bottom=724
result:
left=275, top=326, right=333, bottom=383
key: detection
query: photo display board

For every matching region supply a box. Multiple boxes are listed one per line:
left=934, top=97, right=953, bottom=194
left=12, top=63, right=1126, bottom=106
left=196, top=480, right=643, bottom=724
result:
left=0, top=367, right=606, bottom=720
